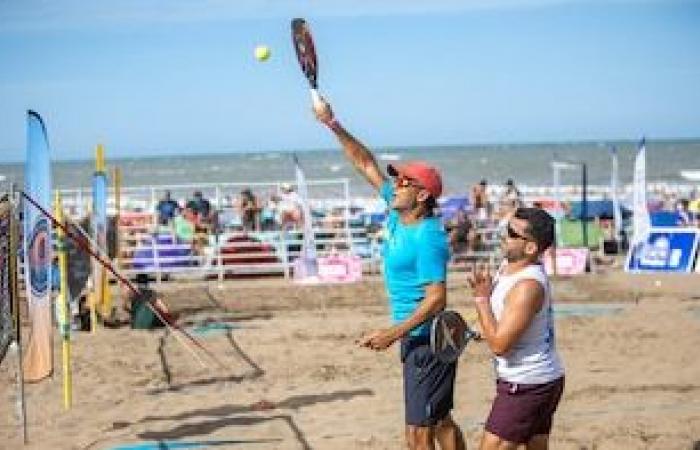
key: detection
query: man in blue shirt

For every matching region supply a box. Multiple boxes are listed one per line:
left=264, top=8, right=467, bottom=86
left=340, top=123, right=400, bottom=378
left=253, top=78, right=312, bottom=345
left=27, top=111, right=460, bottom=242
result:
left=314, top=98, right=465, bottom=450
left=156, top=190, right=179, bottom=226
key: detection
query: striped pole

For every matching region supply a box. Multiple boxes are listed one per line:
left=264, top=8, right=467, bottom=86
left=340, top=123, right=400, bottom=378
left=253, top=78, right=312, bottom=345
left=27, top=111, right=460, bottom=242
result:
left=9, top=185, right=27, bottom=442
left=54, top=191, right=72, bottom=409
left=91, top=144, right=107, bottom=331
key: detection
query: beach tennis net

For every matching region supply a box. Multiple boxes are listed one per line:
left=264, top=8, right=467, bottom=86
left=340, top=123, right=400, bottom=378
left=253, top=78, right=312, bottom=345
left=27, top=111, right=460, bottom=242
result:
left=0, top=200, right=13, bottom=363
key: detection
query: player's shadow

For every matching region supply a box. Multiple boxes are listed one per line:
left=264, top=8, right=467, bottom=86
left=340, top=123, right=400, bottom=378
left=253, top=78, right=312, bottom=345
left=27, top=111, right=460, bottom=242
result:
left=118, top=389, right=374, bottom=450
left=138, top=388, right=374, bottom=422
left=137, top=415, right=309, bottom=449
left=152, top=326, right=265, bottom=394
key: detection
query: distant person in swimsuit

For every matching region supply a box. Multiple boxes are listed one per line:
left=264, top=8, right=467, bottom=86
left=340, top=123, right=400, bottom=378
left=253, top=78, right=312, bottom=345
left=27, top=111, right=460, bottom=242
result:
left=499, top=179, right=523, bottom=213
left=471, top=179, right=490, bottom=222
left=239, top=188, right=260, bottom=231
left=278, top=183, right=302, bottom=229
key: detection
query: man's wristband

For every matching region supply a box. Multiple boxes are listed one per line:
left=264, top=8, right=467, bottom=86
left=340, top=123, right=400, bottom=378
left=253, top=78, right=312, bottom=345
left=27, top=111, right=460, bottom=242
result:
left=326, top=118, right=342, bottom=132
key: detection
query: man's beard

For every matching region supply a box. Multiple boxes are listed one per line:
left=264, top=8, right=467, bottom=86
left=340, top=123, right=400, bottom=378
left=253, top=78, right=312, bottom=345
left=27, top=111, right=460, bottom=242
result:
left=505, top=248, right=528, bottom=263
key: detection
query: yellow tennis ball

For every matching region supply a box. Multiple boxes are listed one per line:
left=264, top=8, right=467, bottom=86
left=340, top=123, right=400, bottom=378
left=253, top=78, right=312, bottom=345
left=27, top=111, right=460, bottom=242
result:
left=254, top=45, right=271, bottom=62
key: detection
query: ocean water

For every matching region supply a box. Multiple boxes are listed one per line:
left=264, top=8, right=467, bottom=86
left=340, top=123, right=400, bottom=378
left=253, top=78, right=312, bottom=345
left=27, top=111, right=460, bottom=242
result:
left=1, top=139, right=698, bottom=198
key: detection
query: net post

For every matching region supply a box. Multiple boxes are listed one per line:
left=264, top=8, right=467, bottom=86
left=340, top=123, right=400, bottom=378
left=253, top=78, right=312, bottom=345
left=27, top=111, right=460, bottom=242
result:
left=9, top=184, right=28, bottom=443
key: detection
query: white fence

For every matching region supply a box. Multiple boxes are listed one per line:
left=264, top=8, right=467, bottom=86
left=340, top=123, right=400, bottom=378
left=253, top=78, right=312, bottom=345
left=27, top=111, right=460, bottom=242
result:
left=53, top=178, right=506, bottom=282
left=57, top=179, right=387, bottom=282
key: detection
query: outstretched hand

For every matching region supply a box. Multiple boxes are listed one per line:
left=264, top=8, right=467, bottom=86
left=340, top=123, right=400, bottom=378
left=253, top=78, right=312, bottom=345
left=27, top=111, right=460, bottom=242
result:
left=466, top=262, right=493, bottom=300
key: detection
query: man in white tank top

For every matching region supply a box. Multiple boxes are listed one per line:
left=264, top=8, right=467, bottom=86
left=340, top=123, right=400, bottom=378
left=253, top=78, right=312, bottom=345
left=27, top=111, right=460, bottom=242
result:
left=468, top=207, right=565, bottom=450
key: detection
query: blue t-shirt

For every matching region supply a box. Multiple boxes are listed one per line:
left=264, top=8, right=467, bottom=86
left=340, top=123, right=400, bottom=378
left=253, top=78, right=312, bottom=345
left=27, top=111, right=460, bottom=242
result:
left=157, top=200, right=178, bottom=223
left=380, top=181, right=449, bottom=336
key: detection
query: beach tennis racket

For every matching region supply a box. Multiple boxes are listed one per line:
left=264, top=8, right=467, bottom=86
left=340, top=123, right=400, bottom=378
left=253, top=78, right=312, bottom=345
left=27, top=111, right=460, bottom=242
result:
left=430, top=310, right=481, bottom=363
left=291, top=18, right=322, bottom=106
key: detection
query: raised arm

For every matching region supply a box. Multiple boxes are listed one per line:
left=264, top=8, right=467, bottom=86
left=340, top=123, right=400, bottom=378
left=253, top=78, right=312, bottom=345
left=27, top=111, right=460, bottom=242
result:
left=313, top=98, right=387, bottom=191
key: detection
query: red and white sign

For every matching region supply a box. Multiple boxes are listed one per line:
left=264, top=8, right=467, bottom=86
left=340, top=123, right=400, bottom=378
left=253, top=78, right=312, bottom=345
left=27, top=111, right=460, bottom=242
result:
left=294, top=254, right=363, bottom=284
left=543, top=247, right=589, bottom=275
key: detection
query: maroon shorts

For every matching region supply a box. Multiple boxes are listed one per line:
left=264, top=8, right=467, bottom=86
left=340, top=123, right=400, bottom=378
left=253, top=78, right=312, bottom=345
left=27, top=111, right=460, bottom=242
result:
left=485, top=376, right=564, bottom=444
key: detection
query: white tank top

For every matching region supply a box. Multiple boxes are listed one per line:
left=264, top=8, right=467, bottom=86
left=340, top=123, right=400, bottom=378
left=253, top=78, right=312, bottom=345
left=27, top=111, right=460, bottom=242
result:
left=490, top=263, right=564, bottom=384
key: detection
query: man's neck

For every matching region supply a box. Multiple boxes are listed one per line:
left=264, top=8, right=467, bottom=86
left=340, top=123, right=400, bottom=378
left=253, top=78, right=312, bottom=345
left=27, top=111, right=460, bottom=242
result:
left=502, top=257, right=538, bottom=275
left=398, top=206, right=428, bottom=224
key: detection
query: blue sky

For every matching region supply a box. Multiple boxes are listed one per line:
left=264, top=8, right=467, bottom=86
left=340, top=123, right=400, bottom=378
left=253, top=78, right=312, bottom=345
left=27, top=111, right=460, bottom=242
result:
left=0, top=0, right=698, bottom=161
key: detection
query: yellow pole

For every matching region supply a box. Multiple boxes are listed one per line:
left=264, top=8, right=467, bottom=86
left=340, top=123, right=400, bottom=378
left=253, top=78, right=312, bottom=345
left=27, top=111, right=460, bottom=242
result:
left=54, top=191, right=72, bottom=409
left=96, top=144, right=105, bottom=172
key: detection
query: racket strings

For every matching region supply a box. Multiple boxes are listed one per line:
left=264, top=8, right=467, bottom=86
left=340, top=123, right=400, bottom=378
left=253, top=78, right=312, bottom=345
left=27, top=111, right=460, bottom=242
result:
left=437, top=315, right=465, bottom=357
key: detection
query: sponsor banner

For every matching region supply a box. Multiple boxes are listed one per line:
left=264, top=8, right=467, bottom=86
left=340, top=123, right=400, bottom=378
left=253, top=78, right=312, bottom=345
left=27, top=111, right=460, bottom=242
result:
left=294, top=254, right=362, bottom=284
left=544, top=247, right=589, bottom=276
left=625, top=227, right=700, bottom=273
left=293, top=155, right=318, bottom=277
left=66, top=222, right=91, bottom=304
left=23, top=110, right=53, bottom=382
left=93, top=160, right=110, bottom=317
left=632, top=138, right=651, bottom=245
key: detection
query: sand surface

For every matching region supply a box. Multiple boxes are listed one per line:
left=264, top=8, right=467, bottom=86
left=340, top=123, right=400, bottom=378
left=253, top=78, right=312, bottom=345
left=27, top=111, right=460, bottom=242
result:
left=2, top=271, right=699, bottom=449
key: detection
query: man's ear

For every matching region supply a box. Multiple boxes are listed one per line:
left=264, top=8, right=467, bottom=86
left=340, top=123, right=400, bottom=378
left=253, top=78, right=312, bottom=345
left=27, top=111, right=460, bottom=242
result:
left=417, top=189, right=430, bottom=203
left=525, top=241, right=539, bottom=256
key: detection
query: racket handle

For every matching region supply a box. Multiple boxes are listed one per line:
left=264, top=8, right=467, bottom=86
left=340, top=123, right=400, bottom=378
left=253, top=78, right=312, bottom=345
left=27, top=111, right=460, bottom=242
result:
left=465, top=330, right=482, bottom=341
left=310, top=88, right=322, bottom=107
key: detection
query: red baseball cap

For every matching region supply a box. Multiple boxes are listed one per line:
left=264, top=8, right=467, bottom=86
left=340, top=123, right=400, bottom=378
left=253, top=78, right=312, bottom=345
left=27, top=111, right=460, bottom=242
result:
left=387, top=161, right=443, bottom=198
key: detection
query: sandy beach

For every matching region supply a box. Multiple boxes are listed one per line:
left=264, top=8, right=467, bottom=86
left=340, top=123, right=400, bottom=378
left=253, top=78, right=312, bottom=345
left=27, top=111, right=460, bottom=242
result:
left=2, top=270, right=699, bottom=450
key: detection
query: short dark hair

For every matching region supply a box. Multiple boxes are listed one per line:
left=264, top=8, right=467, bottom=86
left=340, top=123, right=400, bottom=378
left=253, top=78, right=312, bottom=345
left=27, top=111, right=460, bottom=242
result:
left=424, top=195, right=437, bottom=213
left=514, top=207, right=555, bottom=252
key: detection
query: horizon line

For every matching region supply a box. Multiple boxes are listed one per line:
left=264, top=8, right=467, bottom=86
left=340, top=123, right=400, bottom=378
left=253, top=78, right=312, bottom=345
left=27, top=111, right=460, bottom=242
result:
left=1, top=135, right=699, bottom=165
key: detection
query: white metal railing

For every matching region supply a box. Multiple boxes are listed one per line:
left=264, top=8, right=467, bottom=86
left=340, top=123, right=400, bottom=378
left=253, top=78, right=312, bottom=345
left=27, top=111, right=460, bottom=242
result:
left=43, top=177, right=513, bottom=282
left=114, top=219, right=382, bottom=281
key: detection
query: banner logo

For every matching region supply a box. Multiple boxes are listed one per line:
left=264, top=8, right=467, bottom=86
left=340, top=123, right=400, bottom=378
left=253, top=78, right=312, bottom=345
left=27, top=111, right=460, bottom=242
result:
left=28, top=218, right=50, bottom=297
left=626, top=227, right=699, bottom=273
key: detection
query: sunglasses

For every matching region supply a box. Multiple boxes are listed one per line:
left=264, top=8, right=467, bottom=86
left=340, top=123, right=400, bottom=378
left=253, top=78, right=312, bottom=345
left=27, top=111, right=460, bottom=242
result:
left=505, top=224, right=531, bottom=241
left=394, top=176, right=423, bottom=189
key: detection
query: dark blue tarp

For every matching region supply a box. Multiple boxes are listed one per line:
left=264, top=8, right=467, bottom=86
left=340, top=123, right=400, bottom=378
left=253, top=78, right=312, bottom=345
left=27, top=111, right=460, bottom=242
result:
left=568, top=200, right=631, bottom=220
left=650, top=211, right=682, bottom=227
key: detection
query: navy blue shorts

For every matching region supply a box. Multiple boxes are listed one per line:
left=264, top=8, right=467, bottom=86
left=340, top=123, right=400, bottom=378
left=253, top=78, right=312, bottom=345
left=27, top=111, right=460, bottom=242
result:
left=401, top=336, right=457, bottom=426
